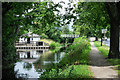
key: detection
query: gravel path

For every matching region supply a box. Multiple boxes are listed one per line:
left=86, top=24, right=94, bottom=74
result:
left=89, top=42, right=118, bottom=79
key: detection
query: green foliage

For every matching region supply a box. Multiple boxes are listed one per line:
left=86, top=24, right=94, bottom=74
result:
left=2, top=2, right=33, bottom=67
left=29, top=2, right=63, bottom=36
left=45, top=27, right=64, bottom=43
left=62, top=25, right=70, bottom=34
left=3, top=1, right=115, bottom=79
left=40, top=64, right=93, bottom=79
left=2, top=2, right=33, bottom=79
left=2, top=1, right=64, bottom=68
left=94, top=41, right=109, bottom=57
left=59, top=65, right=92, bottom=78
left=60, top=37, right=91, bottom=65
left=55, top=42, right=61, bottom=47
left=49, top=42, right=56, bottom=49
left=40, top=37, right=92, bottom=78
left=64, top=37, right=91, bottom=65
left=40, top=33, right=48, bottom=39
left=49, top=42, right=61, bottom=49
left=40, top=39, right=61, bottom=49
left=73, top=2, right=110, bottom=38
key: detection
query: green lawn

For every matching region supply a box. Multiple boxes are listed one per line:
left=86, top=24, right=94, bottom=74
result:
left=94, top=41, right=120, bottom=75
left=59, top=65, right=93, bottom=78
left=94, top=41, right=109, bottom=57
left=56, top=48, right=93, bottom=78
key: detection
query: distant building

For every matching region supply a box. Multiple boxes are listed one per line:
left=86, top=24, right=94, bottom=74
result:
left=16, top=32, right=49, bottom=46
left=19, top=32, right=40, bottom=44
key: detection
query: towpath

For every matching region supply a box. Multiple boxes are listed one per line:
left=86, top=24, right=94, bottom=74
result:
left=89, top=42, right=118, bottom=79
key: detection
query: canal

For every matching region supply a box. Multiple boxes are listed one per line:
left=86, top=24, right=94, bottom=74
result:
left=14, top=48, right=65, bottom=79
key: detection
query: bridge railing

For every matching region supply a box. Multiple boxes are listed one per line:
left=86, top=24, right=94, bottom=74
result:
left=15, top=41, right=49, bottom=46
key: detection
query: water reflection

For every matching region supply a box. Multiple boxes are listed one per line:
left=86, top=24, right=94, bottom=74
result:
left=43, top=52, right=65, bottom=65
left=15, top=62, right=41, bottom=78
left=23, top=62, right=32, bottom=70
left=14, top=49, right=65, bottom=79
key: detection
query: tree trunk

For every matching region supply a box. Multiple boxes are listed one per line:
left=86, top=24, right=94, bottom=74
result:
left=106, top=3, right=119, bottom=58
left=108, top=19, right=119, bottom=58
left=116, top=2, right=120, bottom=56
left=94, top=21, right=98, bottom=41
left=95, top=37, right=98, bottom=41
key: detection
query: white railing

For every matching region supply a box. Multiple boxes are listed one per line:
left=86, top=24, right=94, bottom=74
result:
left=15, top=41, right=49, bottom=46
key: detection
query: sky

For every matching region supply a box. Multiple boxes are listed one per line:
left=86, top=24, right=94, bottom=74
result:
left=51, top=0, right=79, bottom=31
left=40, top=0, right=79, bottom=31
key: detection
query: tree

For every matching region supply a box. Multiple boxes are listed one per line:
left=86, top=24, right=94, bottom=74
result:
left=74, top=2, right=110, bottom=40
left=62, top=25, right=70, bottom=34
left=73, top=23, right=91, bottom=37
left=2, top=2, right=33, bottom=79
left=45, top=26, right=64, bottom=43
left=105, top=2, right=120, bottom=58
left=74, top=2, right=120, bottom=58
left=2, top=1, right=62, bottom=79
left=2, top=0, right=64, bottom=70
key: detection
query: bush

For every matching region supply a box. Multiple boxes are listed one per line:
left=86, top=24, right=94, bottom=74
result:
left=58, top=37, right=91, bottom=68
left=40, top=37, right=92, bottom=78
left=49, top=42, right=56, bottom=49
left=40, top=39, right=61, bottom=50
left=49, top=42, right=61, bottom=49
left=40, top=34, right=48, bottom=39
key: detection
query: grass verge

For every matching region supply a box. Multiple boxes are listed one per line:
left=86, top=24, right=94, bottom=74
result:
left=94, top=41, right=120, bottom=75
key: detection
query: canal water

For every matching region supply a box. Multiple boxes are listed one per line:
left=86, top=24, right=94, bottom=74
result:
left=14, top=48, right=65, bottom=79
